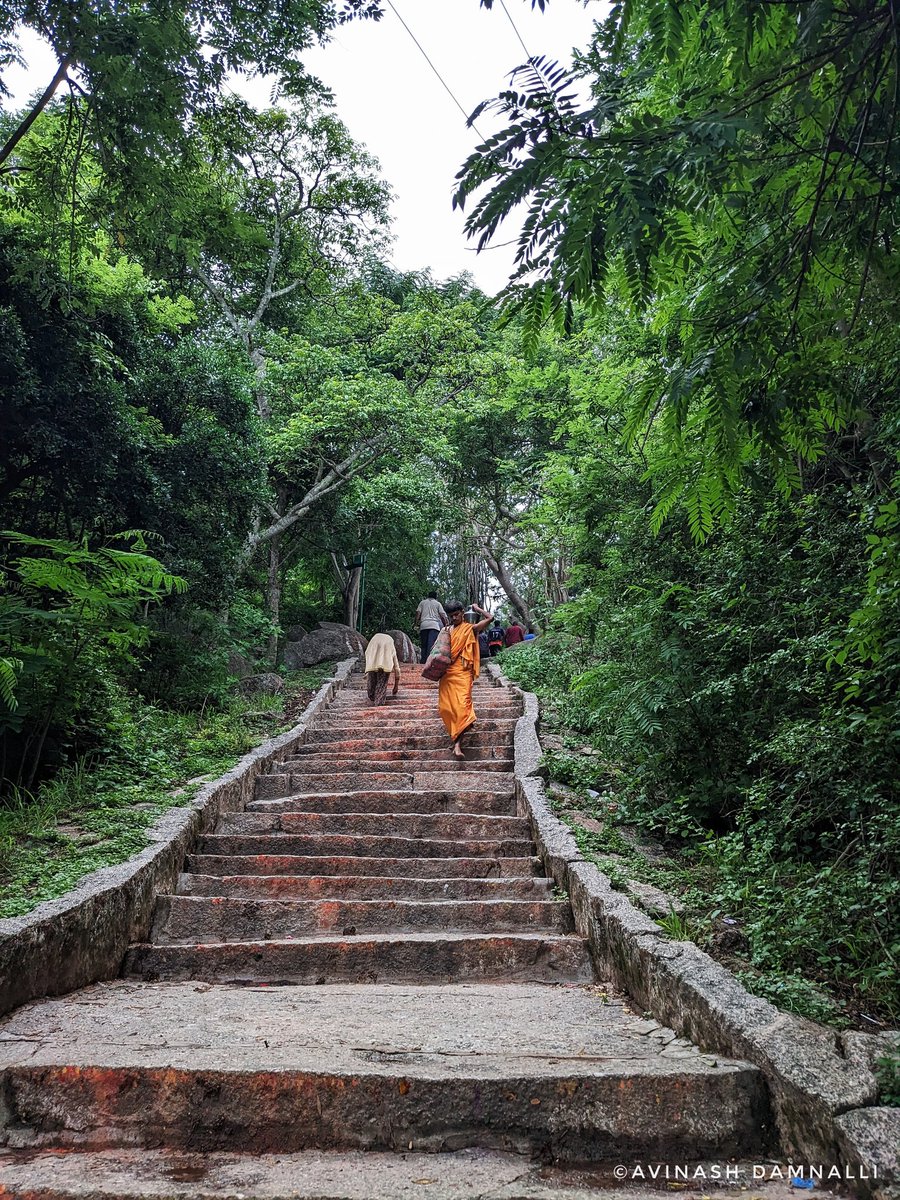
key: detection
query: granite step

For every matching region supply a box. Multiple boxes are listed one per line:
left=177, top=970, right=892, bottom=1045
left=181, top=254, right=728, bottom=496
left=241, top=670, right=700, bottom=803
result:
left=324, top=697, right=521, bottom=710
left=324, top=700, right=520, bottom=705
left=254, top=771, right=516, bottom=798
left=0, top=1148, right=810, bottom=1200
left=288, top=732, right=513, bottom=753
left=305, top=719, right=519, bottom=740
left=124, top=932, right=594, bottom=985
left=150, top=895, right=573, bottom=942
left=176, top=873, right=553, bottom=901
left=183, top=854, right=544, bottom=879
left=246, top=790, right=517, bottom=815
left=215, top=812, right=531, bottom=839
left=278, top=748, right=513, bottom=765
left=265, top=761, right=514, bottom=776
left=0, top=983, right=770, bottom=1157
left=194, top=833, right=535, bottom=859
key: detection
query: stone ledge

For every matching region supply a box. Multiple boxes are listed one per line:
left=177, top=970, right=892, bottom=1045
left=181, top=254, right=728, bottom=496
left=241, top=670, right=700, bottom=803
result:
left=835, top=1107, right=900, bottom=1200
left=494, top=663, right=895, bottom=1197
left=0, top=658, right=357, bottom=1019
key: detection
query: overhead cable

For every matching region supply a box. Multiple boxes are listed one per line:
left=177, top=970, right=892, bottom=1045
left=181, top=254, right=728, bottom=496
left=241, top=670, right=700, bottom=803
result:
left=383, top=0, right=486, bottom=140
left=499, top=0, right=533, bottom=60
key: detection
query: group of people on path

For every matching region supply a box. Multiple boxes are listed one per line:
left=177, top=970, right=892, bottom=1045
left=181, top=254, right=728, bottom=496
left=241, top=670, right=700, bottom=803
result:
left=415, top=592, right=528, bottom=661
left=362, top=592, right=532, bottom=761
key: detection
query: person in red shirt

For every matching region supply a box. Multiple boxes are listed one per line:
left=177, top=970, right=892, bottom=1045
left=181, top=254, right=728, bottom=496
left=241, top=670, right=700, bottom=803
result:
left=504, top=621, right=526, bottom=646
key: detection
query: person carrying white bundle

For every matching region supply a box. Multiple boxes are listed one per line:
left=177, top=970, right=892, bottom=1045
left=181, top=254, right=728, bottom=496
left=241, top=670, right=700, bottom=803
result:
left=363, top=632, right=401, bottom=706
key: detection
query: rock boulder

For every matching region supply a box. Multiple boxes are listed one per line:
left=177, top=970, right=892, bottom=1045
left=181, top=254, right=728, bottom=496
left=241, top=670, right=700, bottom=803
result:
left=386, top=629, right=417, bottom=663
left=226, top=651, right=255, bottom=679
left=237, top=672, right=284, bottom=697
left=288, top=623, right=368, bottom=667
left=281, top=641, right=308, bottom=672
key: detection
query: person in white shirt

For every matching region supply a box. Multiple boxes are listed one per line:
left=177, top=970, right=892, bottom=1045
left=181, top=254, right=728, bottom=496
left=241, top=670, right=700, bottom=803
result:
left=415, top=591, right=449, bottom=663
left=364, top=632, right=401, bottom=706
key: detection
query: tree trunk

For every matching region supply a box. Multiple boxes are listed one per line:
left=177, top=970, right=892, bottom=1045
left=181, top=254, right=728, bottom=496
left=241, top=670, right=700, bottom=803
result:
left=0, top=57, right=72, bottom=170
left=464, top=551, right=489, bottom=607
left=544, top=555, right=569, bottom=606
left=330, top=553, right=362, bottom=630
left=265, top=533, right=282, bottom=667
left=482, top=546, right=539, bottom=632
left=343, top=566, right=362, bottom=629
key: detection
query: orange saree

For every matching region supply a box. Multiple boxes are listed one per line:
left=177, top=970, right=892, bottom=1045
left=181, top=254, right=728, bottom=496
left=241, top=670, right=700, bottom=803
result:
left=437, top=623, right=481, bottom=742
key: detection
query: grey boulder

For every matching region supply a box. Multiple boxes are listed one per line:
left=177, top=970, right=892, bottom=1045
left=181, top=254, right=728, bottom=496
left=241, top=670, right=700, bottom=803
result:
left=237, top=672, right=284, bottom=697
left=386, top=629, right=417, bottom=663
left=288, top=623, right=368, bottom=667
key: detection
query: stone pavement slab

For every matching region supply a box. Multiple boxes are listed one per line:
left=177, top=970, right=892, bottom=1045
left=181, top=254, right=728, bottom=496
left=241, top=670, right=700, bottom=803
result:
left=0, top=1147, right=835, bottom=1200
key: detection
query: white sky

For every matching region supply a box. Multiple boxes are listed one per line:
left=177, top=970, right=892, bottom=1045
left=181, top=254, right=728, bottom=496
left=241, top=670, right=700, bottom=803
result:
left=2, top=1, right=604, bottom=295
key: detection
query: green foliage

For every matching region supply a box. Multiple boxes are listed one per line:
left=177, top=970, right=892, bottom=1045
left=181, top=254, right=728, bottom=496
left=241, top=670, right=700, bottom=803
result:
left=0, top=530, right=185, bottom=786
left=501, top=458, right=900, bottom=1020
left=735, top=969, right=847, bottom=1028
left=0, top=662, right=335, bottom=919
left=875, top=1049, right=900, bottom=1107
left=456, top=1, right=900, bottom=519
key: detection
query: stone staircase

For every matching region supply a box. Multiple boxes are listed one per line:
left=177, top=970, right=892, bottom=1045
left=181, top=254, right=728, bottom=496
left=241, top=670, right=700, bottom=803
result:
left=0, top=664, right=771, bottom=1198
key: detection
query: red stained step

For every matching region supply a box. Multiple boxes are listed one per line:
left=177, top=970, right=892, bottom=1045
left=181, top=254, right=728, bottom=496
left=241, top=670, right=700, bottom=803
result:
left=304, top=719, right=518, bottom=740
left=289, top=732, right=513, bottom=753
left=215, top=812, right=531, bottom=840
left=278, top=748, right=513, bottom=765
left=246, top=791, right=517, bottom=816
left=194, top=834, right=535, bottom=860
left=150, top=895, right=574, bottom=942
left=254, top=772, right=515, bottom=798
left=269, top=761, right=514, bottom=776
left=124, top=931, right=593, bottom=986
left=176, top=873, right=553, bottom=901
left=182, top=854, right=543, bottom=879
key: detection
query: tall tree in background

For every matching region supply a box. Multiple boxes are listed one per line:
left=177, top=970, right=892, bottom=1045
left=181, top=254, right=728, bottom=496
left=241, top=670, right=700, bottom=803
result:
left=456, top=0, right=900, bottom=524
left=0, top=0, right=371, bottom=174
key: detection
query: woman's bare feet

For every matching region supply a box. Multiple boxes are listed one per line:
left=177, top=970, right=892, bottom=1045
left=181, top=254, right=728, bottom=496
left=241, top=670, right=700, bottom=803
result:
left=452, top=740, right=466, bottom=760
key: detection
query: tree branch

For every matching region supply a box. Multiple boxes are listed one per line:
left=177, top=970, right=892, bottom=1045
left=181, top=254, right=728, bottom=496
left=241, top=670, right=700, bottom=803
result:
left=0, top=56, right=73, bottom=168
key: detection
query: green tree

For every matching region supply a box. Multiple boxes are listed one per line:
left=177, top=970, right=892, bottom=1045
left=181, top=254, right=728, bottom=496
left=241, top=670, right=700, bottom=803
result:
left=1, top=531, right=184, bottom=785
left=455, top=1, right=900, bottom=514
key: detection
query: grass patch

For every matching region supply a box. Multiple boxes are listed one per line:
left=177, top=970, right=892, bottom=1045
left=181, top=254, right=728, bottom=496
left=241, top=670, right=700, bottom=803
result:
left=0, top=664, right=335, bottom=919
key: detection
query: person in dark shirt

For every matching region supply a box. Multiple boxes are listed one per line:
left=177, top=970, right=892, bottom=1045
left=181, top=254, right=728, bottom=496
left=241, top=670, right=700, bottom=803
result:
left=504, top=621, right=526, bottom=646
left=487, top=623, right=506, bottom=656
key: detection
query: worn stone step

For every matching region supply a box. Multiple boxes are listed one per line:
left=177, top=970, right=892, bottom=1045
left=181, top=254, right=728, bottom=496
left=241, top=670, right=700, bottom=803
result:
left=306, top=719, right=519, bottom=740
left=184, top=854, right=543, bottom=879
left=340, top=680, right=505, bottom=691
left=124, top=932, right=594, bottom=985
left=255, top=771, right=515, bottom=798
left=216, top=812, right=531, bottom=839
left=0, top=1150, right=807, bottom=1200
left=177, top=873, right=553, bottom=901
left=247, top=790, right=517, bottom=816
left=0, top=982, right=769, bottom=1158
left=279, top=748, right=513, bottom=765
left=269, top=762, right=514, bottom=778
left=326, top=703, right=521, bottom=717
left=151, top=896, right=573, bottom=942
left=325, top=696, right=521, bottom=710
left=290, top=732, right=513, bottom=753
left=195, top=833, right=535, bottom=859
left=0, top=1148, right=815, bottom=1200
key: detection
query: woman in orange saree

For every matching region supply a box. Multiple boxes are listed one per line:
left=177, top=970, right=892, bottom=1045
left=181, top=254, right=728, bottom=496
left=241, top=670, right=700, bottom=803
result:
left=438, top=601, right=493, bottom=759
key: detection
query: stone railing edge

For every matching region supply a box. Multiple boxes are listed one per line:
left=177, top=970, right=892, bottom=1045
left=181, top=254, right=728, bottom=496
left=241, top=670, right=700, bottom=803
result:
left=0, top=656, right=358, bottom=1019
left=485, top=659, right=898, bottom=1200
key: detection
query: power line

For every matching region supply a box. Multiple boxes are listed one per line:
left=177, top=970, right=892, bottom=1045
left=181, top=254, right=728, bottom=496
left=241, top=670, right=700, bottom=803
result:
left=499, top=0, right=533, bottom=61
left=384, top=0, right=486, bottom=140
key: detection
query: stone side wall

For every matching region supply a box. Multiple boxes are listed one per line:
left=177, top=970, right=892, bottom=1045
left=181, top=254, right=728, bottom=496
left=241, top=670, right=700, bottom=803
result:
left=0, top=659, right=357, bottom=1019
left=485, top=661, right=899, bottom=1200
